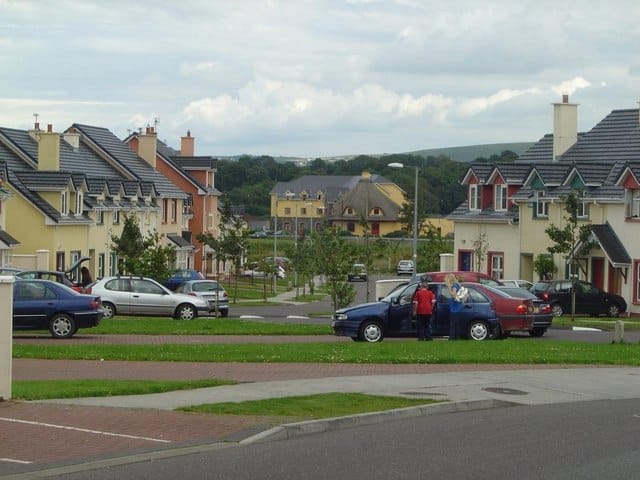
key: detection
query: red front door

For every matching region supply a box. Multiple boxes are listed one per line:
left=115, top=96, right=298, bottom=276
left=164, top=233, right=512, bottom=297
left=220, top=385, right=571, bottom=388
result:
left=591, top=258, right=604, bottom=290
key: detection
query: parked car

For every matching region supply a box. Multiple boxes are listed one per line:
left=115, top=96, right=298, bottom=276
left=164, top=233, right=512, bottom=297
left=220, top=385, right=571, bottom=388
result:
left=332, top=281, right=500, bottom=342
left=530, top=280, right=627, bottom=317
left=15, top=256, right=90, bottom=293
left=419, top=271, right=503, bottom=286
left=348, top=264, right=368, bottom=282
left=86, top=276, right=212, bottom=320
left=501, top=279, right=534, bottom=289
left=496, top=286, right=553, bottom=336
left=12, top=279, right=103, bottom=338
left=396, top=260, right=415, bottom=276
left=470, top=284, right=539, bottom=338
left=175, top=280, right=229, bottom=317
left=0, top=266, right=23, bottom=275
left=162, top=269, right=205, bottom=291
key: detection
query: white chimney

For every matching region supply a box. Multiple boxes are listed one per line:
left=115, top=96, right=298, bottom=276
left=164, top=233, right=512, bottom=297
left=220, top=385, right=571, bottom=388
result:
left=552, top=94, right=578, bottom=161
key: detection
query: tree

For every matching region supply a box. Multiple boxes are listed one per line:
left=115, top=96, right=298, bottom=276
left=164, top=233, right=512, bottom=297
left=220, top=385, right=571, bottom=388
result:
left=545, top=191, right=592, bottom=321
left=199, top=194, right=249, bottom=302
left=533, top=254, right=556, bottom=281
left=417, top=223, right=453, bottom=272
left=311, top=224, right=357, bottom=311
left=472, top=227, right=488, bottom=272
left=110, top=214, right=175, bottom=280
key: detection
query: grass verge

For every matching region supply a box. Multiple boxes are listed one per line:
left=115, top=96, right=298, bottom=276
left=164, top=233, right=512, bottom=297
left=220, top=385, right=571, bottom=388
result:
left=86, top=318, right=331, bottom=335
left=553, top=317, right=640, bottom=331
left=12, top=340, right=640, bottom=365
left=11, top=378, right=236, bottom=400
left=178, top=393, right=440, bottom=420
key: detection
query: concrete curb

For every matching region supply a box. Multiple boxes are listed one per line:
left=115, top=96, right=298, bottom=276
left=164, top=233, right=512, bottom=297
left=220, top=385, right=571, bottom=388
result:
left=240, top=398, right=518, bottom=445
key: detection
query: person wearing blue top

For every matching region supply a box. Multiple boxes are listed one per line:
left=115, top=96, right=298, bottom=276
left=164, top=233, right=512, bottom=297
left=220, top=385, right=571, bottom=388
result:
left=446, top=273, right=463, bottom=340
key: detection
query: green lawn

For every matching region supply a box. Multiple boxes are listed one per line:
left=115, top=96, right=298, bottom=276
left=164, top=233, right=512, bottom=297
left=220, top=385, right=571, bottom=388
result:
left=12, top=378, right=235, bottom=400
left=179, top=393, right=440, bottom=420
left=13, top=340, right=640, bottom=365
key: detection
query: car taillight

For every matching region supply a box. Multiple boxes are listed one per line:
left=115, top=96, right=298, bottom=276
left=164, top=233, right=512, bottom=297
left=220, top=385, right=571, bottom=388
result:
left=542, top=292, right=549, bottom=301
left=90, top=297, right=101, bottom=309
left=85, top=286, right=92, bottom=294
left=541, top=304, right=552, bottom=314
left=516, top=303, right=528, bottom=314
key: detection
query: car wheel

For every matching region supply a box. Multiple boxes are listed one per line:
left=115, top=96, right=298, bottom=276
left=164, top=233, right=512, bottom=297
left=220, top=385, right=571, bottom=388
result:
left=529, top=328, right=546, bottom=337
left=606, top=304, right=620, bottom=317
left=359, top=321, right=384, bottom=343
left=220, top=309, right=229, bottom=318
left=551, top=303, right=564, bottom=317
left=175, top=304, right=197, bottom=320
left=101, top=302, right=116, bottom=319
left=49, top=314, right=76, bottom=339
left=467, top=320, right=489, bottom=341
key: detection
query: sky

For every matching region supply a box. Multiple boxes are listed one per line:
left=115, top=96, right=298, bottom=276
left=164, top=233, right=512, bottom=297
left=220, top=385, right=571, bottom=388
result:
left=1, top=0, right=639, bottom=158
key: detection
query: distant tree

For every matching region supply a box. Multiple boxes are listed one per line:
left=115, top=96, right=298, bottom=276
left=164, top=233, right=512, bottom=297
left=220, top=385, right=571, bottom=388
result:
left=472, top=228, right=489, bottom=272
left=417, top=224, right=453, bottom=272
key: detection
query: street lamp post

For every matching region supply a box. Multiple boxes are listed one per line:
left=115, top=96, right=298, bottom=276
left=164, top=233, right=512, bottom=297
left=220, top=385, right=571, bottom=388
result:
left=389, top=162, right=418, bottom=280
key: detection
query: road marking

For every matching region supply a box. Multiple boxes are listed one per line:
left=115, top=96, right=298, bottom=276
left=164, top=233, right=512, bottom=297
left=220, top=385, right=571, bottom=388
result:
left=286, top=315, right=310, bottom=320
left=572, top=327, right=602, bottom=331
left=239, top=315, right=264, bottom=319
left=1, top=458, right=32, bottom=464
left=0, top=417, right=171, bottom=443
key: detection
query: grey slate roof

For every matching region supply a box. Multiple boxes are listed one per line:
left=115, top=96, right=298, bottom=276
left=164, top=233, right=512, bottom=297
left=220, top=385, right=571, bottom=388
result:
left=272, top=174, right=393, bottom=204
left=167, top=233, right=193, bottom=248
left=0, top=230, right=19, bottom=246
left=583, top=223, right=631, bottom=267
left=72, top=124, right=186, bottom=199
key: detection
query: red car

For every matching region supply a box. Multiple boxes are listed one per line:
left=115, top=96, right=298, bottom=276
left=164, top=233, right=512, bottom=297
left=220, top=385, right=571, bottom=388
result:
left=465, top=283, right=536, bottom=338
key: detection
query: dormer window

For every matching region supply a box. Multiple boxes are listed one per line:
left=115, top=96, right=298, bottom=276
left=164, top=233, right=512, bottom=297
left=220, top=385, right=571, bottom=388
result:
left=624, top=189, right=640, bottom=218
left=469, top=184, right=481, bottom=210
left=535, top=191, right=549, bottom=218
left=495, top=185, right=507, bottom=211
left=576, top=190, right=589, bottom=219
left=60, top=191, right=69, bottom=215
left=75, top=191, right=83, bottom=216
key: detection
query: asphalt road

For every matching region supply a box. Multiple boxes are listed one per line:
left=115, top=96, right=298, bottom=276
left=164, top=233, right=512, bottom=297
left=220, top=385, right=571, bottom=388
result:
left=51, top=398, right=640, bottom=480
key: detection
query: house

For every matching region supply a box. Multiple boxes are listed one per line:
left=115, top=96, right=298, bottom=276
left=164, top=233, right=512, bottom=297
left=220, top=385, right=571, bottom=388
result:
left=270, top=172, right=406, bottom=236
left=449, top=95, right=640, bottom=315
left=0, top=122, right=186, bottom=281
left=124, top=129, right=222, bottom=276
left=0, top=162, right=19, bottom=267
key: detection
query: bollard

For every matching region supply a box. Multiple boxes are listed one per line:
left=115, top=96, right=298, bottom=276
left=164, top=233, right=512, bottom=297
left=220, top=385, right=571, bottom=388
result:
left=613, top=319, right=624, bottom=344
left=0, top=275, right=15, bottom=400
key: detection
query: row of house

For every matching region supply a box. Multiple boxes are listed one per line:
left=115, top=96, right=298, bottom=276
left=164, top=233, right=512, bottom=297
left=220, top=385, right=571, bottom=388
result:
left=0, top=122, right=222, bottom=282
left=270, top=172, right=454, bottom=238
left=449, top=95, right=640, bottom=315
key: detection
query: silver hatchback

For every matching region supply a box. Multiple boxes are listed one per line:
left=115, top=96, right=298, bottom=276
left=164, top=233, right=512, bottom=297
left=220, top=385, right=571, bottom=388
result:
left=86, top=276, right=211, bottom=320
left=175, top=280, right=229, bottom=317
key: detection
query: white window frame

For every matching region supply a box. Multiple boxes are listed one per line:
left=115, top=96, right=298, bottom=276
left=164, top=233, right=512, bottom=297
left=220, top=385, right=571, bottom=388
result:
left=60, top=191, right=68, bottom=215
left=469, top=184, right=481, bottom=210
left=490, top=253, right=504, bottom=279
left=75, top=191, right=83, bottom=216
left=98, top=253, right=105, bottom=278
left=535, top=191, right=549, bottom=217
left=625, top=189, right=640, bottom=218
left=577, top=191, right=589, bottom=219
left=495, top=185, right=507, bottom=211
left=112, top=210, right=120, bottom=225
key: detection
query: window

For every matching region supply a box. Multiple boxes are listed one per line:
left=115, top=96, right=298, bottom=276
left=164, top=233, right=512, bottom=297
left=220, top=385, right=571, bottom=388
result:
left=577, top=190, right=589, bottom=219
left=113, top=210, right=120, bottom=225
left=635, top=260, right=640, bottom=304
left=60, top=191, right=68, bottom=215
left=489, top=253, right=504, bottom=279
left=109, top=252, right=117, bottom=276
left=171, top=199, right=178, bottom=223
left=625, top=189, right=640, bottom=218
left=75, top=191, right=83, bottom=215
left=162, top=199, right=168, bottom=223
left=495, top=185, right=507, bottom=211
left=284, top=207, right=291, bottom=215
left=347, top=222, right=355, bottom=232
left=469, top=185, right=481, bottom=210
left=372, top=207, right=381, bottom=216
left=301, top=208, right=308, bottom=215
left=56, top=252, right=65, bottom=271
left=535, top=191, right=549, bottom=217
left=98, top=253, right=105, bottom=279
left=97, top=210, right=104, bottom=225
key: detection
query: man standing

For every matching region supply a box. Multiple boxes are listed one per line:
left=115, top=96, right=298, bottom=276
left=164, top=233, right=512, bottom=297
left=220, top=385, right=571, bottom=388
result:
left=413, top=280, right=436, bottom=341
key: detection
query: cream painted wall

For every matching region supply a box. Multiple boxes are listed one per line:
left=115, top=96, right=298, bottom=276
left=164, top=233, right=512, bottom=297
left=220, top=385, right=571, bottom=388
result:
left=454, top=222, right=520, bottom=278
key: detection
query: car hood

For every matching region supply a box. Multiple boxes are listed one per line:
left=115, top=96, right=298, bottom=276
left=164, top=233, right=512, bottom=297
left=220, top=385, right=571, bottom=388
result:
left=336, top=301, right=387, bottom=314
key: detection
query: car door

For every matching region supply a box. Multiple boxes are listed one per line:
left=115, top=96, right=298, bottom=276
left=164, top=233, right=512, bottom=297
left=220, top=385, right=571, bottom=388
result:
left=103, top=278, right=134, bottom=315
left=130, top=278, right=175, bottom=317
left=387, top=283, right=417, bottom=335
left=575, top=281, right=603, bottom=315
left=13, top=281, right=58, bottom=329
left=432, top=284, right=452, bottom=336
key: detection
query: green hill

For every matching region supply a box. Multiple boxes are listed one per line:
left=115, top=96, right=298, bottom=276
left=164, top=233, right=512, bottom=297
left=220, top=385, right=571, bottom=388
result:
left=404, top=142, right=534, bottom=163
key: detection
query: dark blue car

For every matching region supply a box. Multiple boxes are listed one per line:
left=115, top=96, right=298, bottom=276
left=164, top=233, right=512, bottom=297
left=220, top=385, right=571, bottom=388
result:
left=332, top=282, right=499, bottom=342
left=162, top=269, right=205, bottom=291
left=13, top=279, right=103, bottom=338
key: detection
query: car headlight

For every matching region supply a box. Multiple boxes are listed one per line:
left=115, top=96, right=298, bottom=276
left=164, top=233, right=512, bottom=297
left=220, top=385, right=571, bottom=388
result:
left=333, top=313, right=348, bottom=321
